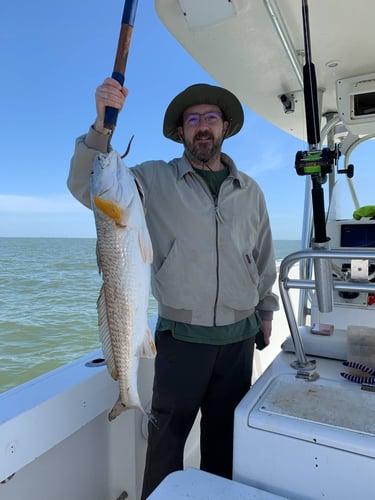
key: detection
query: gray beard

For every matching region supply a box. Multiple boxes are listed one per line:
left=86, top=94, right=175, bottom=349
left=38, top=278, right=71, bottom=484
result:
left=184, top=136, right=223, bottom=164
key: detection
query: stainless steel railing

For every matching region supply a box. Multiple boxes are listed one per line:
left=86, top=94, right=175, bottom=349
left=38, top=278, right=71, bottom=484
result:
left=279, top=249, right=375, bottom=370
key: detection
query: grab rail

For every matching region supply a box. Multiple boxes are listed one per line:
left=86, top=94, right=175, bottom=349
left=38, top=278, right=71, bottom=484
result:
left=279, top=249, right=375, bottom=370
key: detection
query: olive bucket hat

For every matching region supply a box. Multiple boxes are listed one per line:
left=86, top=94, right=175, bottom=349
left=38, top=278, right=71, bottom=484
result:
left=163, top=83, right=244, bottom=142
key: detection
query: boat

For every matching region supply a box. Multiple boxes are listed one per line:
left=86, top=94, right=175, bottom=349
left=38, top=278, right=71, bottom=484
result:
left=1, top=1, right=375, bottom=498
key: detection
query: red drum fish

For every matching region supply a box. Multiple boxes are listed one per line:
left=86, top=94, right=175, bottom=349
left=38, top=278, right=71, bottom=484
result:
left=90, top=150, right=156, bottom=421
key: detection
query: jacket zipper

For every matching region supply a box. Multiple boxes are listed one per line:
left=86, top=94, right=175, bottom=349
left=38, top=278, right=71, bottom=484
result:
left=213, top=187, right=224, bottom=326
left=213, top=197, right=220, bottom=326
left=193, top=172, right=225, bottom=326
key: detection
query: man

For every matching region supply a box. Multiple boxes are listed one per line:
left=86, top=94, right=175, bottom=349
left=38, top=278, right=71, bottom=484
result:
left=68, top=78, right=279, bottom=498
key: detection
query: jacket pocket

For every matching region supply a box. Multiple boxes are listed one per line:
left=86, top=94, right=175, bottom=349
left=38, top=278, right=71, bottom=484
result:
left=220, top=248, right=260, bottom=309
left=153, top=239, right=179, bottom=305
left=243, top=249, right=259, bottom=286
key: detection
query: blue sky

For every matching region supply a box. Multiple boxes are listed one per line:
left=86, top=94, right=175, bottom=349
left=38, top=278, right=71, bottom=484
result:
left=1, top=1, right=374, bottom=240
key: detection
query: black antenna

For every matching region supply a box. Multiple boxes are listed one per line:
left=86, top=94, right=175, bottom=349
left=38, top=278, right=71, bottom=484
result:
left=302, top=0, right=320, bottom=148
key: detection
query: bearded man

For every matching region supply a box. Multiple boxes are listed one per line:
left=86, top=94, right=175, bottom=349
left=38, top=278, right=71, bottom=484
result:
left=68, top=79, right=279, bottom=499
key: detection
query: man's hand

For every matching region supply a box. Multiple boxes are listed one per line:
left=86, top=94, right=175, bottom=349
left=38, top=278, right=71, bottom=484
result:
left=94, top=77, right=128, bottom=134
left=261, top=320, right=272, bottom=346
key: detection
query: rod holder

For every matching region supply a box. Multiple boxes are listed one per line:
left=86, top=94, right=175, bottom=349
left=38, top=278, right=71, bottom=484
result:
left=312, top=240, right=333, bottom=312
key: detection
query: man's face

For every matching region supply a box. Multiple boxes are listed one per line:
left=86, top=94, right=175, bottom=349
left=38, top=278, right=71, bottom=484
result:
left=177, top=104, right=229, bottom=163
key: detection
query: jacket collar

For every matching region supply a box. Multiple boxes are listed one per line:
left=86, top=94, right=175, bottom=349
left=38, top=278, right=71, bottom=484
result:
left=176, top=152, right=244, bottom=187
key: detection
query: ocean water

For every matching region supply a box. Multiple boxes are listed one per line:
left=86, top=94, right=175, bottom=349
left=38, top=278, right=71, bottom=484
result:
left=0, top=237, right=300, bottom=394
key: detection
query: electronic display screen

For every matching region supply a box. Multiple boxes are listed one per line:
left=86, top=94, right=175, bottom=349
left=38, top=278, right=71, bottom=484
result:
left=353, top=91, right=375, bottom=117
left=341, top=224, right=375, bottom=247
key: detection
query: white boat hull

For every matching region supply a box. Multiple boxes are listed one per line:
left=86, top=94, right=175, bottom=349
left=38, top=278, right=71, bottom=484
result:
left=0, top=348, right=152, bottom=500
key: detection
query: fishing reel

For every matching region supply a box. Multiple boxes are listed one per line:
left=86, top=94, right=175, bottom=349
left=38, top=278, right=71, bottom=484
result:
left=295, top=145, right=354, bottom=182
left=295, top=146, right=340, bottom=183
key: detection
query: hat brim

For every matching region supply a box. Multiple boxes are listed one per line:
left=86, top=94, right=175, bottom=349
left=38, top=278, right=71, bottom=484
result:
left=163, top=84, right=244, bottom=142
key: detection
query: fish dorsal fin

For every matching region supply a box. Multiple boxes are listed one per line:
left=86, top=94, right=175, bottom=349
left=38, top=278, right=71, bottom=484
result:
left=97, top=286, right=118, bottom=380
left=137, top=327, right=157, bottom=359
left=138, top=227, right=153, bottom=263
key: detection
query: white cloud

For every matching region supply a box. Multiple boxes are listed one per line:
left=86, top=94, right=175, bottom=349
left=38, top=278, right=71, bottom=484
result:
left=0, top=194, right=87, bottom=214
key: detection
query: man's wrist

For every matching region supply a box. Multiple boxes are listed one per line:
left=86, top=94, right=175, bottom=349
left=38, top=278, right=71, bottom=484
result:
left=93, top=119, right=112, bottom=135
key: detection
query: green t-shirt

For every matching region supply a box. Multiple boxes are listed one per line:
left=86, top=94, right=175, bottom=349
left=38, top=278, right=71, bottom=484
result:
left=157, top=314, right=260, bottom=345
left=193, top=164, right=229, bottom=200
left=156, top=165, right=260, bottom=345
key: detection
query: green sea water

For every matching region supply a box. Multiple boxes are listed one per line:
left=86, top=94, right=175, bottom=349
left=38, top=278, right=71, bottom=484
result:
left=0, top=237, right=300, bottom=394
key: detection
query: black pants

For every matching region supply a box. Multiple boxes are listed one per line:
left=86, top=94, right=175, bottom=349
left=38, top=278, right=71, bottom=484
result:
left=141, top=330, right=255, bottom=499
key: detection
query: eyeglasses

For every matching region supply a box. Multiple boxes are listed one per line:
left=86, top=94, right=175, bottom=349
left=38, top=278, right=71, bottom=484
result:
left=183, top=111, right=224, bottom=127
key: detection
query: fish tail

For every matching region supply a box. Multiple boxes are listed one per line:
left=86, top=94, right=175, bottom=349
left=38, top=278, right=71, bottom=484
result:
left=108, top=396, right=126, bottom=422
left=108, top=395, right=150, bottom=422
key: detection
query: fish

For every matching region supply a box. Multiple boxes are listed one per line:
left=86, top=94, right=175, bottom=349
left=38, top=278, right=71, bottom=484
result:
left=90, top=149, right=156, bottom=421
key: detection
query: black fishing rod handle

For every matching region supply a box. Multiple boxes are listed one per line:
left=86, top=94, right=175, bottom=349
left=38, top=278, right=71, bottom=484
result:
left=103, top=72, right=125, bottom=130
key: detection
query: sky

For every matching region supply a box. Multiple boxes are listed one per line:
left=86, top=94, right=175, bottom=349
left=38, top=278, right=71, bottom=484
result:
left=1, top=1, right=374, bottom=240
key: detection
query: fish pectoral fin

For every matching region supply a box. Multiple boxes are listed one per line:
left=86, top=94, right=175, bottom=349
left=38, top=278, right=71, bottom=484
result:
left=93, top=196, right=127, bottom=226
left=138, top=228, right=153, bottom=263
left=138, top=327, right=157, bottom=358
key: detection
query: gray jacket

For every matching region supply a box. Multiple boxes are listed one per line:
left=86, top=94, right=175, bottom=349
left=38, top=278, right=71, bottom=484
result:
left=68, top=127, right=279, bottom=326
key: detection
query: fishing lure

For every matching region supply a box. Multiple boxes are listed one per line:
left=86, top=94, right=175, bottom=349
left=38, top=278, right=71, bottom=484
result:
left=340, top=360, right=375, bottom=384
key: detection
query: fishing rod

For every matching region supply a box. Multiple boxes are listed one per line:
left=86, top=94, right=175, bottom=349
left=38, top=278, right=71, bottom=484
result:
left=295, top=0, right=339, bottom=243
left=104, top=0, right=139, bottom=132
left=294, top=0, right=339, bottom=313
